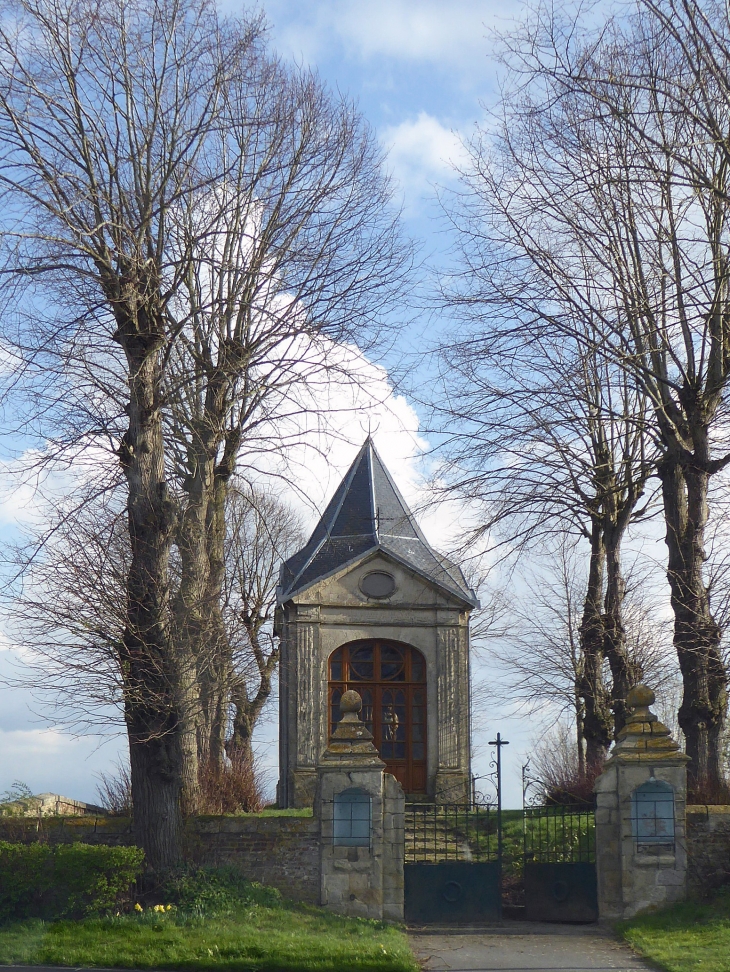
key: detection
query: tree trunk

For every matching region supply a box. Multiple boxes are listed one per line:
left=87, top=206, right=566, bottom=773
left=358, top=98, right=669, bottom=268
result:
left=226, top=616, right=278, bottom=764
left=574, top=692, right=586, bottom=779
left=113, top=292, right=183, bottom=871
left=603, top=519, right=642, bottom=736
left=173, top=439, right=216, bottom=814
left=226, top=699, right=256, bottom=767
left=127, top=723, right=183, bottom=872
left=659, top=452, right=727, bottom=796
left=227, top=677, right=272, bottom=766
left=578, top=518, right=612, bottom=771
left=199, top=433, right=240, bottom=766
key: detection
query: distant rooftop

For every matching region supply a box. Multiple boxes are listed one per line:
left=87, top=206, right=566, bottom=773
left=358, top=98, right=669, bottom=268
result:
left=0, top=793, right=106, bottom=817
left=278, top=438, right=477, bottom=607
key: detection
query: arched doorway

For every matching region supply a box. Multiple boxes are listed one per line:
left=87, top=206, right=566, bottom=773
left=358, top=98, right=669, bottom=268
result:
left=329, top=640, right=427, bottom=793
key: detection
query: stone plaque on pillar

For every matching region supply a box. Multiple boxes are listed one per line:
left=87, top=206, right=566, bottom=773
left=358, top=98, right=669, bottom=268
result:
left=594, top=684, right=690, bottom=920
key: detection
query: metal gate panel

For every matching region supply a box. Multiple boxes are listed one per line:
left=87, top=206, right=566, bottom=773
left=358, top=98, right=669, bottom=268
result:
left=405, top=862, right=501, bottom=924
left=524, top=861, right=597, bottom=922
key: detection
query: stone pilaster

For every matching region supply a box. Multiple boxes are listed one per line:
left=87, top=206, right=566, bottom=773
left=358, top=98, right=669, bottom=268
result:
left=594, top=684, right=690, bottom=921
left=290, top=611, right=321, bottom=807
left=435, top=626, right=470, bottom=802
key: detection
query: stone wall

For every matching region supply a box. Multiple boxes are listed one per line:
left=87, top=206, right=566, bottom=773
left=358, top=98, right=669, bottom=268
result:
left=0, top=793, right=106, bottom=817
left=381, top=773, right=405, bottom=919
left=0, top=815, right=320, bottom=905
left=0, top=815, right=133, bottom=846
left=186, top=816, right=319, bottom=903
left=686, top=805, right=730, bottom=897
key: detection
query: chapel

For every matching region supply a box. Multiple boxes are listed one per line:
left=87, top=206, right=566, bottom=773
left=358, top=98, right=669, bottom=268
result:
left=276, top=438, right=478, bottom=807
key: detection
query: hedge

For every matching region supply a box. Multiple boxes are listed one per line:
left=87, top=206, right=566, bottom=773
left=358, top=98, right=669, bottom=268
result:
left=0, top=842, right=145, bottom=921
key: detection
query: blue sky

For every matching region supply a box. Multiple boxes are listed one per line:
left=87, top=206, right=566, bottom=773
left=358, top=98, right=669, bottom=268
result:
left=0, top=0, right=537, bottom=810
left=261, top=0, right=519, bottom=269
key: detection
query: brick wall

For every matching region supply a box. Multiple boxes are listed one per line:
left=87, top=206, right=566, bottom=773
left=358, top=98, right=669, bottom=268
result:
left=186, top=816, right=319, bottom=903
left=686, top=805, right=730, bottom=896
left=0, top=815, right=320, bottom=905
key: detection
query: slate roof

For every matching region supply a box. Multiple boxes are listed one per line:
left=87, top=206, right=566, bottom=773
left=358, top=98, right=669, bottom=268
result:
left=278, top=438, right=478, bottom=607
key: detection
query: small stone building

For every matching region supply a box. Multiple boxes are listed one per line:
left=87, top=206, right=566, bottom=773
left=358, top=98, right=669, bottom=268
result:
left=276, top=438, right=478, bottom=808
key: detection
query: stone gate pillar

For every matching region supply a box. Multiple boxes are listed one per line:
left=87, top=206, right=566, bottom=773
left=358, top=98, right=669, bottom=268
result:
left=315, top=690, right=404, bottom=921
left=594, top=684, right=690, bottom=920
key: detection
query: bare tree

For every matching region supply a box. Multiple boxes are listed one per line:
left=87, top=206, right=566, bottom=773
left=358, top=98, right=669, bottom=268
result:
left=223, top=485, right=304, bottom=764
left=479, top=543, right=588, bottom=776
left=8, top=490, right=129, bottom=735
left=479, top=540, right=675, bottom=778
left=0, top=0, right=411, bottom=863
left=8, top=482, right=303, bottom=800
left=434, top=316, right=657, bottom=764
left=161, top=66, right=412, bottom=808
left=440, top=0, right=730, bottom=795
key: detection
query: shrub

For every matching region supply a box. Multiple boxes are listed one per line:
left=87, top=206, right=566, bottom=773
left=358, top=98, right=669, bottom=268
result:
left=198, top=754, right=265, bottom=814
left=0, top=842, right=145, bottom=922
left=157, top=865, right=281, bottom=918
left=95, top=761, right=133, bottom=815
left=530, top=724, right=601, bottom=807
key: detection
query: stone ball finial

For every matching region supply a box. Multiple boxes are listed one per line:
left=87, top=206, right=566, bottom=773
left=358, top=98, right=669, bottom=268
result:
left=627, top=684, right=655, bottom=708
left=340, top=690, right=362, bottom=714
left=610, top=680, right=687, bottom=763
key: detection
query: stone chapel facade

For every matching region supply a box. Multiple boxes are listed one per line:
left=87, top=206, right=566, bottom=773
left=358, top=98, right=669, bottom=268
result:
left=276, top=438, right=478, bottom=808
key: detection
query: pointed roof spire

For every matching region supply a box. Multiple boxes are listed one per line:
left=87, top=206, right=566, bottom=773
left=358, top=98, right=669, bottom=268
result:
left=278, top=438, right=477, bottom=607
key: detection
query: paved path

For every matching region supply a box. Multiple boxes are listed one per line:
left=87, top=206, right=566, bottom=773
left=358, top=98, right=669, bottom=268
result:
left=408, top=923, right=652, bottom=972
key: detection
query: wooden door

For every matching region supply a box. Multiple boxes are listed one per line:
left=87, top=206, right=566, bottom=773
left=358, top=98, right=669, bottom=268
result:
left=329, top=640, right=427, bottom=793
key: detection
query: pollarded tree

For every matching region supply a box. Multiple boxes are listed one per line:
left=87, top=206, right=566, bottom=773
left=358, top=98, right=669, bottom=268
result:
left=441, top=0, right=730, bottom=795
left=7, top=482, right=304, bottom=801
left=0, top=0, right=411, bottom=864
left=434, top=319, right=656, bottom=764
left=163, top=85, right=411, bottom=804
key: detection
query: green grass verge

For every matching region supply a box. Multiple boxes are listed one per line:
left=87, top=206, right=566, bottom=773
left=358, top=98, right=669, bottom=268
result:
left=247, top=807, right=313, bottom=818
left=618, top=887, right=730, bottom=972
left=0, top=898, right=415, bottom=972
left=193, top=808, right=314, bottom=820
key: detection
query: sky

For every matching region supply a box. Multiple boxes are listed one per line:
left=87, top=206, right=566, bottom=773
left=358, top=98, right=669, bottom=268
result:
left=262, top=0, right=520, bottom=268
left=249, top=0, right=543, bottom=808
left=0, top=0, right=562, bottom=811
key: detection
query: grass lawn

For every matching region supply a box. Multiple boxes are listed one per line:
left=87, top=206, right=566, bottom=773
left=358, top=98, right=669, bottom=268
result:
left=0, top=873, right=417, bottom=972
left=618, top=888, right=730, bottom=972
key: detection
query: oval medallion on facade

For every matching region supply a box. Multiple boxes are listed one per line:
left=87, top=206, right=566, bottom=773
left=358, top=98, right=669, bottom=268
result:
left=359, top=570, right=396, bottom=598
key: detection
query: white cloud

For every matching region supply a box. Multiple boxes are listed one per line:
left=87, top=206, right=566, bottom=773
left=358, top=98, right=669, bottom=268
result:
left=380, top=112, right=467, bottom=209
left=0, top=440, right=113, bottom=530
left=329, top=1, right=490, bottom=64
left=238, top=339, right=431, bottom=531
left=265, top=0, right=518, bottom=69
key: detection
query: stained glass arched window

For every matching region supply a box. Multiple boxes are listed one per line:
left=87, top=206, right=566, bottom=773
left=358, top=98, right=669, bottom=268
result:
left=329, top=640, right=427, bottom=793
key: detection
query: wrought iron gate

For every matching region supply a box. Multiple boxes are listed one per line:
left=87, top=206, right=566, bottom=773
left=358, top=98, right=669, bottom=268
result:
left=404, top=803, right=501, bottom=924
left=522, top=805, right=597, bottom=922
